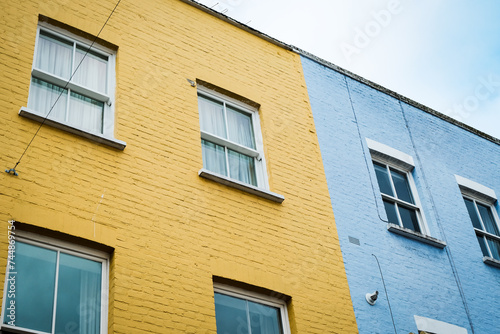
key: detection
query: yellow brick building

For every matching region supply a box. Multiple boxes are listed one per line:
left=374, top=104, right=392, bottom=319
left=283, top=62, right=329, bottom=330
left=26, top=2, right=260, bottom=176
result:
left=0, top=0, right=358, bottom=333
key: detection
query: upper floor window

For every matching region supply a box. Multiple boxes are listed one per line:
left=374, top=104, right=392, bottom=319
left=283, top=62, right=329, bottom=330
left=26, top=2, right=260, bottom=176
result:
left=197, top=85, right=269, bottom=188
left=366, top=139, right=427, bottom=235
left=19, top=19, right=125, bottom=149
left=214, top=283, right=291, bottom=334
left=29, top=25, right=114, bottom=135
left=463, top=197, right=500, bottom=260
left=456, top=175, right=500, bottom=264
left=1, top=229, right=109, bottom=334
left=373, top=161, right=423, bottom=233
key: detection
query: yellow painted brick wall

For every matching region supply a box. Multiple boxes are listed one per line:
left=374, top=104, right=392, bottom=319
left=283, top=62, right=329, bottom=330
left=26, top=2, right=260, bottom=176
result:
left=0, top=0, right=358, bottom=332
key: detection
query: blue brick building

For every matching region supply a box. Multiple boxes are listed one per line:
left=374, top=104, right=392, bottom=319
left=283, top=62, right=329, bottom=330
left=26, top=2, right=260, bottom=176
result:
left=301, top=55, right=500, bottom=334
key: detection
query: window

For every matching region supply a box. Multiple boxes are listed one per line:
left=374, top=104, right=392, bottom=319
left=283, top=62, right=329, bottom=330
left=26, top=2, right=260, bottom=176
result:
left=1, top=231, right=108, bottom=334
left=198, top=89, right=264, bottom=187
left=20, top=19, right=124, bottom=149
left=456, top=175, right=500, bottom=266
left=463, top=197, right=500, bottom=260
left=214, top=284, right=290, bottom=334
left=373, top=161, right=423, bottom=233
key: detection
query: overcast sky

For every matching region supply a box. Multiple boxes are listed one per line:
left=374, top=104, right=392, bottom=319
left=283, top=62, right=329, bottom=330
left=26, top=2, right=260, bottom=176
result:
left=193, top=0, right=500, bottom=139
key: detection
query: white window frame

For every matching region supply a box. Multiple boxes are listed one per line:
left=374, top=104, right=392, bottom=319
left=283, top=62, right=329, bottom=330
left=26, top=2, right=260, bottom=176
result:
left=197, top=86, right=284, bottom=203
left=213, top=283, right=291, bottom=334
left=19, top=20, right=125, bottom=150
left=1, top=230, right=109, bottom=334
left=456, top=175, right=500, bottom=267
left=367, top=139, right=429, bottom=234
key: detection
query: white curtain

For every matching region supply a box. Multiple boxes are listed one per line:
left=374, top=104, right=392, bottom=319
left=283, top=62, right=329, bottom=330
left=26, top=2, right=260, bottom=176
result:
left=68, top=92, right=104, bottom=133
left=36, top=32, right=72, bottom=79
left=228, top=150, right=256, bottom=186
left=202, top=140, right=227, bottom=176
left=227, top=106, right=255, bottom=149
left=199, top=96, right=226, bottom=138
left=73, top=48, right=108, bottom=93
left=29, top=78, right=67, bottom=120
left=79, top=270, right=101, bottom=334
left=31, top=32, right=106, bottom=134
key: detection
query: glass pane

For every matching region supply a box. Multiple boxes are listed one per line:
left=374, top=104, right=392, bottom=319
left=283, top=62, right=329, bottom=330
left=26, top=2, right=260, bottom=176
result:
left=486, top=237, right=500, bottom=260
left=4, top=242, right=57, bottom=333
left=248, top=300, right=283, bottom=334
left=29, top=78, right=68, bottom=122
left=227, top=106, right=255, bottom=149
left=55, top=253, right=102, bottom=334
left=477, top=203, right=500, bottom=236
left=74, top=47, right=108, bottom=93
left=390, top=168, right=414, bottom=204
left=373, top=162, right=394, bottom=197
left=398, top=206, right=421, bottom=232
left=383, top=200, right=399, bottom=225
left=214, top=293, right=249, bottom=334
left=476, top=235, right=489, bottom=257
left=202, top=140, right=227, bottom=176
left=228, top=149, right=257, bottom=186
left=69, top=91, right=104, bottom=134
left=198, top=95, right=227, bottom=138
left=36, top=31, right=73, bottom=79
left=464, top=198, right=483, bottom=230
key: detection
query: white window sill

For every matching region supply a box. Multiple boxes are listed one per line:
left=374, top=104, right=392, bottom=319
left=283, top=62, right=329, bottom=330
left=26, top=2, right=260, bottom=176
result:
left=19, top=107, right=126, bottom=150
left=483, top=256, right=500, bottom=269
left=198, top=169, right=284, bottom=203
left=387, top=223, right=447, bottom=248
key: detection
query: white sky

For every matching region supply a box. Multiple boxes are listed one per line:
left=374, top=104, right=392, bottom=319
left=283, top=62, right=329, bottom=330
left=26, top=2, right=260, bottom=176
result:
left=193, top=0, right=500, bottom=139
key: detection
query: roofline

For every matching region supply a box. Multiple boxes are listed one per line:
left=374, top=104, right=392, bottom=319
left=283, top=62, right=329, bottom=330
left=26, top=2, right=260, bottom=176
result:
left=181, top=0, right=500, bottom=145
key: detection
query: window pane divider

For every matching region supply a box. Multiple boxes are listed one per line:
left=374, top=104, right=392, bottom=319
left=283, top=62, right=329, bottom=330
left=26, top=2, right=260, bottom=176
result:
left=475, top=228, right=500, bottom=241
left=32, top=68, right=110, bottom=103
left=201, top=131, right=260, bottom=158
left=381, top=194, right=419, bottom=210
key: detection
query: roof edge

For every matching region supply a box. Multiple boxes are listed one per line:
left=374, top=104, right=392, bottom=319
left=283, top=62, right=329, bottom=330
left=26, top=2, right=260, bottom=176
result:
left=296, top=48, right=500, bottom=145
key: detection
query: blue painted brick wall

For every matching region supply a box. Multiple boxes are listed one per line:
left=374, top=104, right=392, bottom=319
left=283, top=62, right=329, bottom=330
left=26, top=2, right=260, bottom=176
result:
left=301, top=55, right=500, bottom=334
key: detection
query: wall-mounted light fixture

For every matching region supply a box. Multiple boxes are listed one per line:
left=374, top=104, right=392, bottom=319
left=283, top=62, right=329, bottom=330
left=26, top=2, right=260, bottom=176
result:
left=365, top=291, right=378, bottom=305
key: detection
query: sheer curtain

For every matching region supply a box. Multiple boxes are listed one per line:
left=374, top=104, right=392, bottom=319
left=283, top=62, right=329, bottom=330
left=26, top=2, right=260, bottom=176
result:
left=199, top=96, right=226, bottom=138
left=31, top=31, right=107, bottom=134
left=73, top=47, right=108, bottom=93
left=79, top=270, right=102, bottom=334
left=227, top=106, right=255, bottom=149
left=228, top=150, right=256, bottom=186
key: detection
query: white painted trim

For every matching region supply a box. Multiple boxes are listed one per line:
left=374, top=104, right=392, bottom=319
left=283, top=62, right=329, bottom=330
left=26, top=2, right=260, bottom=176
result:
left=387, top=224, right=446, bottom=248
left=455, top=175, right=497, bottom=203
left=199, top=169, right=284, bottom=203
left=414, top=315, right=468, bottom=334
left=366, top=138, right=414, bottom=171
left=214, top=283, right=291, bottom=334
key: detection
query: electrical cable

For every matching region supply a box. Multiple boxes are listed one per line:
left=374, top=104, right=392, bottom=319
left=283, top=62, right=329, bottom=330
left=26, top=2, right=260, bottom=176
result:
left=372, top=254, right=398, bottom=334
left=398, top=100, right=475, bottom=333
left=5, top=0, right=123, bottom=176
